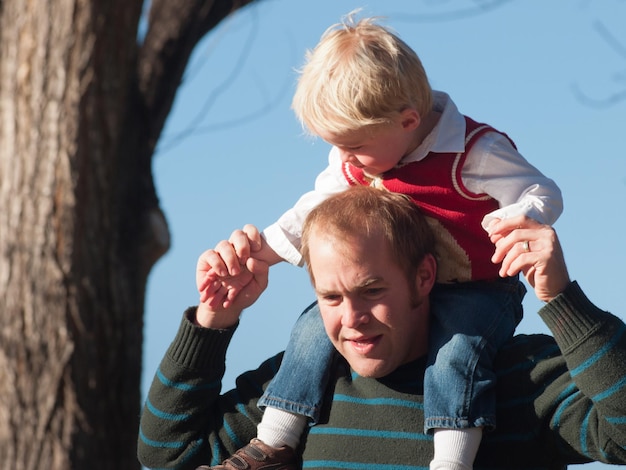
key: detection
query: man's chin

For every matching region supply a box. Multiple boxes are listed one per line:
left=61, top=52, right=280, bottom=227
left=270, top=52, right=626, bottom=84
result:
left=348, top=359, right=393, bottom=378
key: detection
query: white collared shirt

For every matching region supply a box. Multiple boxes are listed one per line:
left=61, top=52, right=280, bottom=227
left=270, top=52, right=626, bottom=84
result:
left=263, top=91, right=563, bottom=266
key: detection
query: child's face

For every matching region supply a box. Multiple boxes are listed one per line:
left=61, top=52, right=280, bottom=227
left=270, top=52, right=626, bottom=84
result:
left=318, top=111, right=421, bottom=177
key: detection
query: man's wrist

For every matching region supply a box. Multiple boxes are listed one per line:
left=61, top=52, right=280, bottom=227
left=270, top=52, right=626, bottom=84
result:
left=165, top=308, right=237, bottom=371
left=538, top=281, right=605, bottom=351
left=193, top=304, right=241, bottom=329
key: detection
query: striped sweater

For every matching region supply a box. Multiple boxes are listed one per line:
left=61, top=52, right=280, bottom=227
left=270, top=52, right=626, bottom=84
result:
left=138, top=282, right=626, bottom=469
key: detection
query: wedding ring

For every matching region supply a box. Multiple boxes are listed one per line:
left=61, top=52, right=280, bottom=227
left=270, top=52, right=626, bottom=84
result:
left=522, top=240, right=530, bottom=252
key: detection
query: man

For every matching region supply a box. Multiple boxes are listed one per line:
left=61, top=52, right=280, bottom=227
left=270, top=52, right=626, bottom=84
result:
left=138, top=186, right=626, bottom=469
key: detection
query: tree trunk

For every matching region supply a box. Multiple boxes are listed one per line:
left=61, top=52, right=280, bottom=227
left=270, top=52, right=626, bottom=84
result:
left=0, top=0, right=255, bottom=468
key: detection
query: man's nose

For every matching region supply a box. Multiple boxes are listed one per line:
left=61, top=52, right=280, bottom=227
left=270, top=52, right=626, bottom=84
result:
left=341, top=300, right=370, bottom=328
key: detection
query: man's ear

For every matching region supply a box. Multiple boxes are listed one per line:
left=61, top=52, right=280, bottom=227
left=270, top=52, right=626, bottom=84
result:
left=400, top=107, right=421, bottom=131
left=414, top=254, right=437, bottom=295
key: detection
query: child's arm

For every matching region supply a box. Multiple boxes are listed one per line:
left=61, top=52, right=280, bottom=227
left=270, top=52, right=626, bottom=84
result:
left=462, top=131, right=563, bottom=231
left=199, top=144, right=349, bottom=305
left=262, top=147, right=351, bottom=266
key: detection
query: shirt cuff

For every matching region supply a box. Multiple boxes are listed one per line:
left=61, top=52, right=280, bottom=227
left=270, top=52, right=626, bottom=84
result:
left=262, top=223, right=304, bottom=266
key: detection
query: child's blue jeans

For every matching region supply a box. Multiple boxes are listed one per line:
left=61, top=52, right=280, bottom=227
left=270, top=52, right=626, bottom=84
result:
left=258, top=278, right=526, bottom=430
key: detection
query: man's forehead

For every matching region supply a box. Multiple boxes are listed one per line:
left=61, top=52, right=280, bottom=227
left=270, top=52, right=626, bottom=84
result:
left=309, top=229, right=363, bottom=257
left=309, top=231, right=391, bottom=277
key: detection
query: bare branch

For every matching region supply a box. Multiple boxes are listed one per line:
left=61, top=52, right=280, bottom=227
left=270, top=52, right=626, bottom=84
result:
left=594, top=19, right=626, bottom=60
left=155, top=6, right=295, bottom=154
left=137, top=0, right=258, bottom=151
left=388, top=0, right=515, bottom=23
left=572, top=19, right=626, bottom=107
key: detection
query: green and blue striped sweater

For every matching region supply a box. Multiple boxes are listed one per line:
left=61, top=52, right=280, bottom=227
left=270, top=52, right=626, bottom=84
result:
left=138, top=282, right=626, bottom=469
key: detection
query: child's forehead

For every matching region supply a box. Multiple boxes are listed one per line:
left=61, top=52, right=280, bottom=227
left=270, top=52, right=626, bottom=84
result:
left=320, top=125, right=387, bottom=146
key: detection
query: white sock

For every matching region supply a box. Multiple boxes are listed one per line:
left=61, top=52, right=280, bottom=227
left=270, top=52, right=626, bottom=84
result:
left=429, top=427, right=483, bottom=470
left=257, top=406, right=308, bottom=450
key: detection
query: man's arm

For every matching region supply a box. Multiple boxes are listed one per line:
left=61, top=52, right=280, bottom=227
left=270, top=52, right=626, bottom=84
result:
left=492, top=216, right=626, bottom=463
left=138, top=246, right=271, bottom=468
left=538, top=281, right=626, bottom=463
left=138, top=309, right=236, bottom=468
left=137, top=309, right=282, bottom=468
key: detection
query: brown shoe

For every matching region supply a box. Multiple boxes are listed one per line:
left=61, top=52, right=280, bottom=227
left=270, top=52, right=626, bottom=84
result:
left=196, top=438, right=298, bottom=470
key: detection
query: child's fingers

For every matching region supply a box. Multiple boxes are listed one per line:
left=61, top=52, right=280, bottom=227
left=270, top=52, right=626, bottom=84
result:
left=200, top=282, right=226, bottom=305
left=199, top=274, right=221, bottom=297
left=228, top=230, right=252, bottom=266
left=198, top=269, right=219, bottom=291
left=242, top=224, right=263, bottom=252
left=212, top=239, right=244, bottom=276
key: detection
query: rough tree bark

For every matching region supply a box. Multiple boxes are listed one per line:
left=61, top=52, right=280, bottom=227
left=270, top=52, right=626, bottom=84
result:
left=0, top=0, right=256, bottom=468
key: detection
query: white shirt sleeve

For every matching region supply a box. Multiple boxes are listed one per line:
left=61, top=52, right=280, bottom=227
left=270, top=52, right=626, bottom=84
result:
left=461, top=132, right=564, bottom=230
left=262, top=148, right=349, bottom=266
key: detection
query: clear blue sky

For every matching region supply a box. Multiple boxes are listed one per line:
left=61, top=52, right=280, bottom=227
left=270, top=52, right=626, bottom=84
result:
left=143, top=2, right=626, bottom=468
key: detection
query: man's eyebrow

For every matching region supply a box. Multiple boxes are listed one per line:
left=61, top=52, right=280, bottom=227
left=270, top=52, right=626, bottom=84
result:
left=315, top=278, right=383, bottom=296
left=359, top=278, right=383, bottom=288
left=314, top=288, right=334, bottom=297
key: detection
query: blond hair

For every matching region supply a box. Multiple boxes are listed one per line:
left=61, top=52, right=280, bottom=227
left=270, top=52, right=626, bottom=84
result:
left=292, top=11, right=433, bottom=136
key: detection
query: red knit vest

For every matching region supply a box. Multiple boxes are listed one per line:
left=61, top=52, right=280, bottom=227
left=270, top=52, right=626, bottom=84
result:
left=342, top=117, right=514, bottom=283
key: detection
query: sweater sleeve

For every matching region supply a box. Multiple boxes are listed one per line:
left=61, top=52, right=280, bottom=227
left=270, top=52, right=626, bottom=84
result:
left=137, top=308, right=282, bottom=469
left=537, top=281, right=626, bottom=464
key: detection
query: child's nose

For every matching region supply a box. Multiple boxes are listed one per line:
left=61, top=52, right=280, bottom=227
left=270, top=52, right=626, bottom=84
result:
left=339, top=150, right=356, bottom=164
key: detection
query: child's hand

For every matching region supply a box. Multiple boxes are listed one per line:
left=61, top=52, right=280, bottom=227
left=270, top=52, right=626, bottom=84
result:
left=195, top=251, right=269, bottom=329
left=197, top=265, right=254, bottom=309
left=196, top=225, right=264, bottom=309
left=486, top=216, right=534, bottom=244
left=206, top=225, right=263, bottom=279
left=488, top=215, right=533, bottom=268
left=485, top=217, right=503, bottom=244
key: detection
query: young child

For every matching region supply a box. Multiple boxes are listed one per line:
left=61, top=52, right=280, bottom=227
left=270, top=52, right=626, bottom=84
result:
left=199, top=12, right=562, bottom=470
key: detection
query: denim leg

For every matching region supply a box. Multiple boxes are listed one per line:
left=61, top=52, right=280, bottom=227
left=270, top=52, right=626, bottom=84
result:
left=258, top=302, right=335, bottom=424
left=424, top=279, right=525, bottom=433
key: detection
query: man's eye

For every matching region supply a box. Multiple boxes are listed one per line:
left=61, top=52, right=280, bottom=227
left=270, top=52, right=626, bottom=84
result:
left=323, top=295, right=342, bottom=304
left=365, top=288, right=384, bottom=297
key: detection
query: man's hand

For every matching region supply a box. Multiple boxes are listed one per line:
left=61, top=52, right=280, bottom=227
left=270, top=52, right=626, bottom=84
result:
left=195, top=246, right=269, bottom=329
left=490, top=216, right=570, bottom=302
left=203, top=225, right=264, bottom=279
left=198, top=225, right=283, bottom=308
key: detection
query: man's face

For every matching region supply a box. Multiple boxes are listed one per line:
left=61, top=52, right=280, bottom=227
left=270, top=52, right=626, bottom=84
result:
left=308, top=230, right=433, bottom=378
